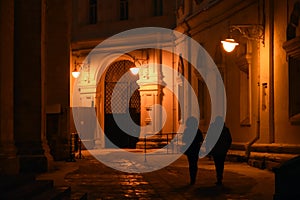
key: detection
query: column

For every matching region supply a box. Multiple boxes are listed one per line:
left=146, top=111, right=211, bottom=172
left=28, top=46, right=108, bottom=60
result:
left=14, top=0, right=52, bottom=173
left=0, top=0, right=19, bottom=174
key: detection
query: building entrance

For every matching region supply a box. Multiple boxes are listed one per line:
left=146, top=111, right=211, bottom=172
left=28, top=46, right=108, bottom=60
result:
left=104, top=60, right=140, bottom=148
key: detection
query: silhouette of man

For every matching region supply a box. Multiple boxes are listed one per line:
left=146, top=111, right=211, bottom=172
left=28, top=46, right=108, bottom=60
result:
left=206, top=116, right=232, bottom=186
left=182, top=117, right=204, bottom=185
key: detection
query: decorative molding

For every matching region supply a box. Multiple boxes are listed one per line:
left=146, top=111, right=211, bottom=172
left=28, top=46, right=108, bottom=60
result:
left=179, top=0, right=257, bottom=37
left=230, top=24, right=264, bottom=44
left=283, top=36, right=300, bottom=59
left=286, top=1, right=300, bottom=40
left=78, top=85, right=97, bottom=94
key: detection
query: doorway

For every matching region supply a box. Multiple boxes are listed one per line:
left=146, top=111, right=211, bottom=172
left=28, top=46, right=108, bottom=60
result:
left=104, top=60, right=140, bottom=148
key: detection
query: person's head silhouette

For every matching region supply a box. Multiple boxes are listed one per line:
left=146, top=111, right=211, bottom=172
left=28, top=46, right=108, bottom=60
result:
left=214, top=116, right=224, bottom=125
left=186, top=116, right=199, bottom=129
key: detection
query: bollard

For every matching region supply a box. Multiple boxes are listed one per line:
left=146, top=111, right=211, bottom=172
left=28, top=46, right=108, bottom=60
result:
left=66, top=133, right=78, bottom=162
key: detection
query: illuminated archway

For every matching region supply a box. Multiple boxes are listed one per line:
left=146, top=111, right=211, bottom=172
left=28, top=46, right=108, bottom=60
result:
left=103, top=60, right=140, bottom=148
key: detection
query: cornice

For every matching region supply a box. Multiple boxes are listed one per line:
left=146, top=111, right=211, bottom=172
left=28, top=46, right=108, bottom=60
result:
left=71, top=30, right=176, bottom=56
left=283, top=36, right=300, bottom=59
left=178, top=0, right=257, bottom=37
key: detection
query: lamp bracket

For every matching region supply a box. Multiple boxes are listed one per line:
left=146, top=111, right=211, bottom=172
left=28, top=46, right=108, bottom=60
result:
left=132, top=56, right=149, bottom=66
left=230, top=24, right=264, bottom=45
left=74, top=60, right=90, bottom=71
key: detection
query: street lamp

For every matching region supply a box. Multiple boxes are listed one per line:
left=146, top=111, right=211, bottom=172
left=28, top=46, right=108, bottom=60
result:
left=129, top=53, right=149, bottom=75
left=72, top=60, right=81, bottom=78
left=221, top=38, right=239, bottom=53
left=221, top=24, right=265, bottom=53
left=130, top=66, right=139, bottom=75
left=72, top=59, right=90, bottom=79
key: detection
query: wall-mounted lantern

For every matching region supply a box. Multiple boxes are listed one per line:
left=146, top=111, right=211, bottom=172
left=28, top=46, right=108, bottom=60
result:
left=72, top=59, right=90, bottom=79
left=221, top=24, right=265, bottom=53
left=72, top=60, right=81, bottom=78
left=129, top=52, right=149, bottom=75
left=130, top=66, right=140, bottom=75
left=221, top=38, right=239, bottom=53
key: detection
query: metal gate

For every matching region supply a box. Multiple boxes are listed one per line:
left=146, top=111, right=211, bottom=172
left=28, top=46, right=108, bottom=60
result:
left=104, top=60, right=140, bottom=148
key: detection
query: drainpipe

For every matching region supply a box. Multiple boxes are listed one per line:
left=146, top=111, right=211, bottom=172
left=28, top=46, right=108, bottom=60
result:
left=172, top=44, right=175, bottom=135
left=245, top=82, right=261, bottom=159
left=268, top=0, right=275, bottom=143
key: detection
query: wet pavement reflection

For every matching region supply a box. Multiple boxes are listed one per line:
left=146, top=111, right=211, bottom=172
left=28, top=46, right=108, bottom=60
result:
left=65, top=155, right=161, bottom=199
left=50, top=150, right=275, bottom=200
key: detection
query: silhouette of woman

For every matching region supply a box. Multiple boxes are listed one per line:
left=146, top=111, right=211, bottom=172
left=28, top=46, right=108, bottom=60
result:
left=182, top=117, right=204, bottom=185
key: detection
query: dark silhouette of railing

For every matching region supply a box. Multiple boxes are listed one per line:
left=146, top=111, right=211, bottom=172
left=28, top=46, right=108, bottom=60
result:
left=143, top=132, right=183, bottom=155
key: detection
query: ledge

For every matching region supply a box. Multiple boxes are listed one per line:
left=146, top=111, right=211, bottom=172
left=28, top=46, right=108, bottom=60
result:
left=283, top=36, right=300, bottom=59
left=290, top=113, right=300, bottom=123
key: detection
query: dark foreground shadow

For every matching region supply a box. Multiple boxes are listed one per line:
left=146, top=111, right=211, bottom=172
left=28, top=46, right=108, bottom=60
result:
left=193, top=185, right=231, bottom=199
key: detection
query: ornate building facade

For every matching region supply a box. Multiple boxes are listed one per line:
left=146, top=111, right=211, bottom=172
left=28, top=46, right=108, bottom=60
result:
left=1, top=0, right=300, bottom=175
left=174, top=0, right=300, bottom=168
left=71, top=0, right=300, bottom=169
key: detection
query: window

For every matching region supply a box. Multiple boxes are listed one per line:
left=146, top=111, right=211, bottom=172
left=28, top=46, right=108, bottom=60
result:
left=283, top=2, right=300, bottom=122
left=288, top=57, right=300, bottom=119
left=120, top=0, right=128, bottom=20
left=89, top=0, right=97, bottom=24
left=235, top=54, right=251, bottom=126
left=154, top=0, right=163, bottom=16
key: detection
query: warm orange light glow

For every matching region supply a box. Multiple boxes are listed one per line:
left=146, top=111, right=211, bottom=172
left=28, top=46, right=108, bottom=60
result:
left=221, top=38, right=239, bottom=52
left=72, top=70, right=80, bottom=78
left=130, top=67, right=139, bottom=75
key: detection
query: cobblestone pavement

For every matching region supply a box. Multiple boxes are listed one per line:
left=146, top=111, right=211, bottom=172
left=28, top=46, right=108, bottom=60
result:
left=38, top=150, right=275, bottom=200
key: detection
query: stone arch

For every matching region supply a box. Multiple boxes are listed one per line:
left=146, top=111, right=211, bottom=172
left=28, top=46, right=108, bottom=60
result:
left=103, top=60, right=140, bottom=148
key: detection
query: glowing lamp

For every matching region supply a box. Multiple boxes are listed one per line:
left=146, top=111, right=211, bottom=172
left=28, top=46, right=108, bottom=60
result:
left=221, top=38, right=239, bottom=52
left=72, top=70, right=80, bottom=78
left=130, top=67, right=139, bottom=75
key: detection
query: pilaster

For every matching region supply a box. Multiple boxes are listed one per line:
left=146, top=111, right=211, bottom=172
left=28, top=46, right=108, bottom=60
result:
left=0, top=0, right=19, bottom=174
left=14, top=0, right=52, bottom=173
left=137, top=50, right=165, bottom=138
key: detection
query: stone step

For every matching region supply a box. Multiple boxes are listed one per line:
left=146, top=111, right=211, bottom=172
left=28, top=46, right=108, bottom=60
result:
left=1, top=179, right=54, bottom=199
left=136, top=141, right=168, bottom=149
left=0, top=174, right=35, bottom=191
left=0, top=175, right=88, bottom=200
left=144, top=135, right=175, bottom=142
left=230, top=142, right=300, bottom=154
left=227, top=149, right=299, bottom=170
left=70, top=192, right=88, bottom=200
left=136, top=133, right=178, bottom=149
left=31, top=186, right=71, bottom=200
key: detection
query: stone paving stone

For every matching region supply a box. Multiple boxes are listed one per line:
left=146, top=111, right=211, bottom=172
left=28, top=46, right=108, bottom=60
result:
left=38, top=150, right=275, bottom=200
left=64, top=155, right=161, bottom=199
